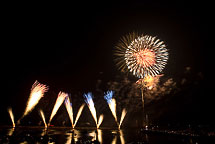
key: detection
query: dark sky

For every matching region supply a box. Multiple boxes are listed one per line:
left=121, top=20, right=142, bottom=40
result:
left=1, top=2, right=213, bottom=125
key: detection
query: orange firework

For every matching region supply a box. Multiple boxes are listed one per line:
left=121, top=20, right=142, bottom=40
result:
left=136, top=75, right=162, bottom=108
left=136, top=75, right=162, bottom=90
left=133, top=49, right=156, bottom=67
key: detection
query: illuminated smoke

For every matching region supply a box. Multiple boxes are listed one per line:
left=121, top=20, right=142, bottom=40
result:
left=136, top=75, right=162, bottom=90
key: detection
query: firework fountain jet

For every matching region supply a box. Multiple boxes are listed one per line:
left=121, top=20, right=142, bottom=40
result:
left=8, top=107, right=15, bottom=127
left=39, top=109, right=47, bottom=128
left=64, top=96, right=85, bottom=128
left=84, top=92, right=104, bottom=129
left=64, top=96, right=74, bottom=128
left=119, top=109, right=127, bottom=129
left=48, top=91, right=67, bottom=126
left=74, top=104, right=85, bottom=128
left=17, top=80, right=49, bottom=124
left=104, top=91, right=127, bottom=129
left=104, top=91, right=118, bottom=123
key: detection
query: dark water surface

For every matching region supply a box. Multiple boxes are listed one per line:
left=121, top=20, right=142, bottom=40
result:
left=0, top=126, right=214, bottom=144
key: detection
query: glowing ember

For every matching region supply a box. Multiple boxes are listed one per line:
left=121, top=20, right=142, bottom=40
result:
left=39, top=109, right=47, bottom=128
left=8, top=107, right=15, bottom=127
left=7, top=128, right=15, bottom=136
left=84, top=92, right=98, bottom=126
left=64, top=96, right=74, bottom=128
left=48, top=91, right=67, bottom=125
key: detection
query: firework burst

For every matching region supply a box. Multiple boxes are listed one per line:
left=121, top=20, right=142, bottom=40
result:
left=115, top=33, right=168, bottom=78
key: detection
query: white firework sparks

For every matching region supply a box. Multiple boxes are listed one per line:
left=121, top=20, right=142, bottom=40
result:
left=115, top=33, right=168, bottom=78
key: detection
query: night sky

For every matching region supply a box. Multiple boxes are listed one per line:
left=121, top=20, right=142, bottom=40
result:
left=1, top=2, right=213, bottom=126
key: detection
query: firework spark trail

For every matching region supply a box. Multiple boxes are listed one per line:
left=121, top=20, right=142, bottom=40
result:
left=115, top=33, right=168, bottom=78
left=49, top=91, right=67, bottom=125
left=119, top=108, right=127, bottom=129
left=18, top=81, right=48, bottom=124
left=73, top=104, right=85, bottom=128
left=97, top=114, right=104, bottom=129
left=39, top=109, right=47, bottom=128
left=104, top=91, right=118, bottom=123
left=64, top=96, right=74, bottom=128
left=8, top=107, right=15, bottom=127
left=84, top=92, right=97, bottom=125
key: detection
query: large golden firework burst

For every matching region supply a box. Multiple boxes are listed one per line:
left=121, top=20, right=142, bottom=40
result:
left=115, top=33, right=168, bottom=78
